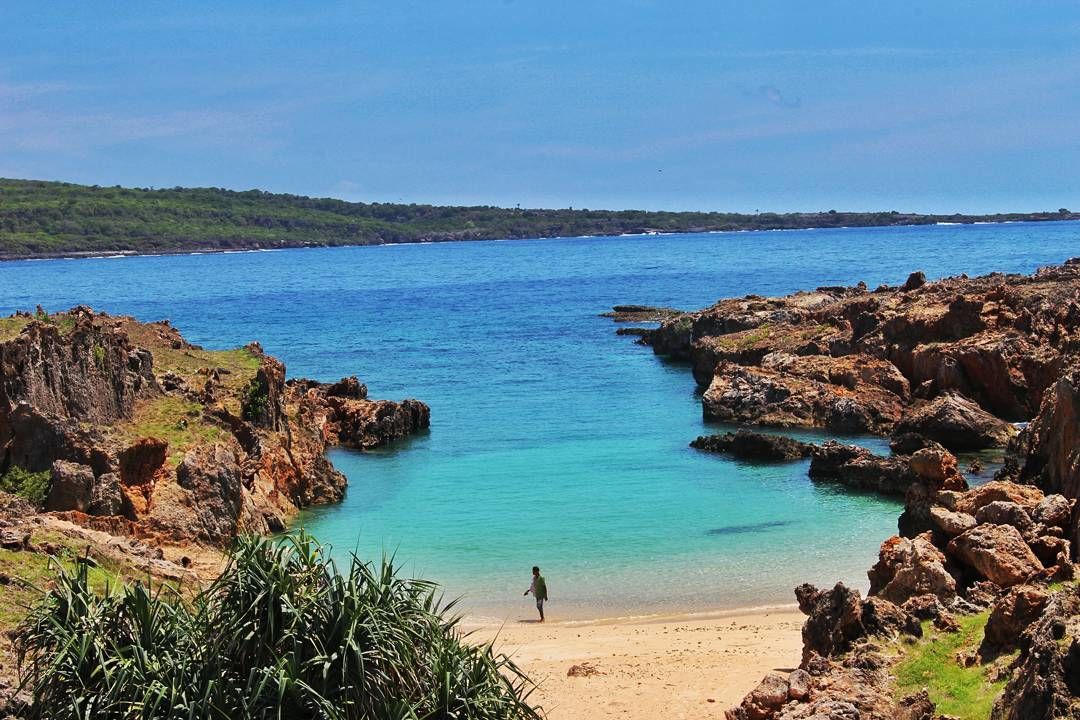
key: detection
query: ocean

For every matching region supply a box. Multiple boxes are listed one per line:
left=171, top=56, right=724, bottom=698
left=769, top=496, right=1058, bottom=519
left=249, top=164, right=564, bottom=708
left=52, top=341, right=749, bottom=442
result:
left=4, top=221, right=1078, bottom=620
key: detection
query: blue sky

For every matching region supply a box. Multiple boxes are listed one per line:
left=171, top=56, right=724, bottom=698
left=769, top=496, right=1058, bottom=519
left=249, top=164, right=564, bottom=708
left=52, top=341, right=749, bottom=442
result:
left=2, top=1, right=1079, bottom=212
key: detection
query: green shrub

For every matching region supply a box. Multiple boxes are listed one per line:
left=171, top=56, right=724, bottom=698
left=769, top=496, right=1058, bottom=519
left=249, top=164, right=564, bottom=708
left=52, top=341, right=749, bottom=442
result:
left=240, top=377, right=269, bottom=422
left=16, top=532, right=540, bottom=720
left=0, top=466, right=50, bottom=507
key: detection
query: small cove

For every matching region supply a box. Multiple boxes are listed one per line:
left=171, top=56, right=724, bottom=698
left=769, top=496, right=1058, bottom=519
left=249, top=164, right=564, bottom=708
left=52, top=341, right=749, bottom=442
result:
left=3, top=221, right=1077, bottom=619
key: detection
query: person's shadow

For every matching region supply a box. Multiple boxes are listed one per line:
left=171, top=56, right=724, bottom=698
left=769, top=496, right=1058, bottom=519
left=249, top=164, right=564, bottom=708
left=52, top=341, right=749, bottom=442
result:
left=517, top=618, right=544, bottom=624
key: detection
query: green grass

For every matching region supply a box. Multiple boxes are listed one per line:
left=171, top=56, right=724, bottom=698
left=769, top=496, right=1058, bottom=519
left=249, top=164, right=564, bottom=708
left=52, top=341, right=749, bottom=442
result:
left=894, top=612, right=1015, bottom=720
left=0, top=315, right=31, bottom=341
left=717, top=323, right=774, bottom=350
left=116, top=396, right=223, bottom=465
left=0, top=536, right=122, bottom=630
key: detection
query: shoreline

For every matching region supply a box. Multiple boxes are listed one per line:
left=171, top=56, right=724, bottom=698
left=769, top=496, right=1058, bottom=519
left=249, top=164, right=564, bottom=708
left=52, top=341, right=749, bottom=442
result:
left=464, top=605, right=805, bottom=719
left=458, top=601, right=803, bottom=630
left=3, top=216, right=1079, bottom=264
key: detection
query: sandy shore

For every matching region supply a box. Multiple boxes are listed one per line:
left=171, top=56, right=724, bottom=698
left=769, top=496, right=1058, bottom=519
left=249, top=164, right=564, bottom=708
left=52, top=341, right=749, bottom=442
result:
left=464, top=606, right=804, bottom=719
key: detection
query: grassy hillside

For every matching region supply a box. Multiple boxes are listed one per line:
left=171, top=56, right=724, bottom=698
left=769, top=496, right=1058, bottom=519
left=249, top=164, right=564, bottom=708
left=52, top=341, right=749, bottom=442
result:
left=1, top=178, right=1076, bottom=259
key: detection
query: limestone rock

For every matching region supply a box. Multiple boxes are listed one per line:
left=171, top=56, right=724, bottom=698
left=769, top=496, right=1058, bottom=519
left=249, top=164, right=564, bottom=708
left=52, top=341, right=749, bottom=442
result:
left=808, top=442, right=914, bottom=496
left=690, top=430, right=814, bottom=461
left=956, top=481, right=1045, bottom=516
left=974, top=501, right=1034, bottom=536
left=1032, top=494, right=1074, bottom=530
left=45, top=460, right=94, bottom=512
left=88, top=471, right=124, bottom=516
left=984, top=585, right=1050, bottom=648
left=929, top=506, right=977, bottom=537
left=868, top=533, right=956, bottom=605
left=947, top=524, right=1044, bottom=587
left=896, top=392, right=1017, bottom=451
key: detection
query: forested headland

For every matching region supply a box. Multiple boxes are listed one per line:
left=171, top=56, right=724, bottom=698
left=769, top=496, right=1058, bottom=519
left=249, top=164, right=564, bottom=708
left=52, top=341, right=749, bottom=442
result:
left=1, top=178, right=1076, bottom=260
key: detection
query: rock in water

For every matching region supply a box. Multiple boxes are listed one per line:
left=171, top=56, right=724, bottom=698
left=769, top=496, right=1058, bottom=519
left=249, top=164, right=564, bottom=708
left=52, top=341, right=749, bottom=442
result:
left=896, top=392, right=1017, bottom=451
left=690, top=429, right=814, bottom=461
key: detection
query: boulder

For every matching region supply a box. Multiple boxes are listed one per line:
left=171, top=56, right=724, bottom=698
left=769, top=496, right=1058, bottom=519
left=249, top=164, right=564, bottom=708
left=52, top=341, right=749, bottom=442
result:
left=868, top=533, right=957, bottom=605
left=742, top=672, right=790, bottom=720
left=690, top=430, right=814, bottom=461
left=909, top=447, right=965, bottom=486
left=956, top=481, right=1045, bottom=516
left=974, top=501, right=1034, bottom=536
left=808, top=442, right=914, bottom=496
left=896, top=392, right=1017, bottom=451
left=947, top=524, right=1044, bottom=587
left=787, top=669, right=811, bottom=701
left=903, top=271, right=927, bottom=292
left=45, top=460, right=94, bottom=512
left=984, top=585, right=1050, bottom=648
left=1032, top=494, right=1073, bottom=530
left=929, top=506, right=977, bottom=537
left=88, top=471, right=124, bottom=516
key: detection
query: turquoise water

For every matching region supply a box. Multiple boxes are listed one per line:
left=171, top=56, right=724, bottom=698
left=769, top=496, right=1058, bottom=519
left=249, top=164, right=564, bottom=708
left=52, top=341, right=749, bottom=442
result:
left=3, top=222, right=1078, bottom=619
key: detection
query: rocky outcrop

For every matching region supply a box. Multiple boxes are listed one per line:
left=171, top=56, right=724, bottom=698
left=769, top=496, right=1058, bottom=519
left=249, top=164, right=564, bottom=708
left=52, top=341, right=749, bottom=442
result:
left=895, top=392, right=1017, bottom=451
left=947, top=524, right=1044, bottom=587
left=983, top=585, right=1050, bottom=648
left=634, top=262, right=1080, bottom=481
left=794, top=582, right=920, bottom=663
left=1018, top=366, right=1080, bottom=551
left=0, top=308, right=430, bottom=549
left=808, top=442, right=914, bottom=496
left=991, top=585, right=1080, bottom=720
left=690, top=430, right=814, bottom=461
left=685, top=261, right=1080, bottom=720
left=867, top=532, right=956, bottom=605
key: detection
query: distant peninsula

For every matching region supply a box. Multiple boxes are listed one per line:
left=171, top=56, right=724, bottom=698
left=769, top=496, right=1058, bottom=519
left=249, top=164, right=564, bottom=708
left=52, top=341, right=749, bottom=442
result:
left=0, top=177, right=1077, bottom=261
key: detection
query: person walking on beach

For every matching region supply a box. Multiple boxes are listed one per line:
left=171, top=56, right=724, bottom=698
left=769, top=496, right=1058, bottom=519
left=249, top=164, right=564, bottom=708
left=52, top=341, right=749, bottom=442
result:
left=523, top=566, right=548, bottom=622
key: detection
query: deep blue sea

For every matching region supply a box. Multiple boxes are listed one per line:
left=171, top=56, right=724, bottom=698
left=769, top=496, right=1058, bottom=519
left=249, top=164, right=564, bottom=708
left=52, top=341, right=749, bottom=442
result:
left=3, top=222, right=1078, bottom=620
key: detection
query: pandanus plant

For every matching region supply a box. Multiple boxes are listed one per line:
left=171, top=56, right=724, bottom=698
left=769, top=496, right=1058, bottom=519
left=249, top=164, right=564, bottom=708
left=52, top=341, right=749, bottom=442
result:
left=16, top=532, right=541, bottom=720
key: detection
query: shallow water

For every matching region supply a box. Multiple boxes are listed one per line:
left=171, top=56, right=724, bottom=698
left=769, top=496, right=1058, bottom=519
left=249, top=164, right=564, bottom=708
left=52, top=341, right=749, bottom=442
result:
left=3, top=221, right=1077, bottom=619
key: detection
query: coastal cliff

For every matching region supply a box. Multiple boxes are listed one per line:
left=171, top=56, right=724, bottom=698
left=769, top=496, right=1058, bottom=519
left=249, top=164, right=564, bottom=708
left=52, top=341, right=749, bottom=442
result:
left=0, top=306, right=429, bottom=546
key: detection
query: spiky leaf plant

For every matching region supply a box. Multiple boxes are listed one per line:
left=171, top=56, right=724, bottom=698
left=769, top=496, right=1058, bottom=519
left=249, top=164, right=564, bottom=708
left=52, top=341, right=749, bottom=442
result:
left=16, top=532, right=540, bottom=720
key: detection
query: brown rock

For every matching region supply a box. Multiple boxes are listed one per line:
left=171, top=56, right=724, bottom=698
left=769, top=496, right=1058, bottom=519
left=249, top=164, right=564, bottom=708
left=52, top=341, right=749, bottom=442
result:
left=787, top=669, right=811, bottom=701
left=929, top=506, right=977, bottom=537
left=744, top=672, right=790, bottom=720
left=1032, top=494, right=1073, bottom=530
left=956, top=481, right=1045, bottom=516
left=947, top=524, right=1044, bottom=586
left=896, top=392, right=1017, bottom=451
left=45, top=460, right=94, bottom=512
left=868, top=533, right=957, bottom=604
left=118, top=437, right=168, bottom=486
left=974, top=501, right=1034, bottom=536
left=984, top=585, right=1050, bottom=647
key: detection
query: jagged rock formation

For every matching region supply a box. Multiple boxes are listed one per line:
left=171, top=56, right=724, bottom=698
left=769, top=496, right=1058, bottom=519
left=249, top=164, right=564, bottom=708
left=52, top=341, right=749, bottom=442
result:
left=698, top=260, right=1080, bottom=719
left=643, top=260, right=1080, bottom=447
left=690, top=430, right=814, bottom=461
left=0, top=307, right=429, bottom=547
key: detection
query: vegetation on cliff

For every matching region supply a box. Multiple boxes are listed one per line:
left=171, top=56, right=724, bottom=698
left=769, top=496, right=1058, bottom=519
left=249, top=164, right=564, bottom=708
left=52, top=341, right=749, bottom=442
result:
left=15, top=533, right=540, bottom=720
left=1, top=178, right=1077, bottom=259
